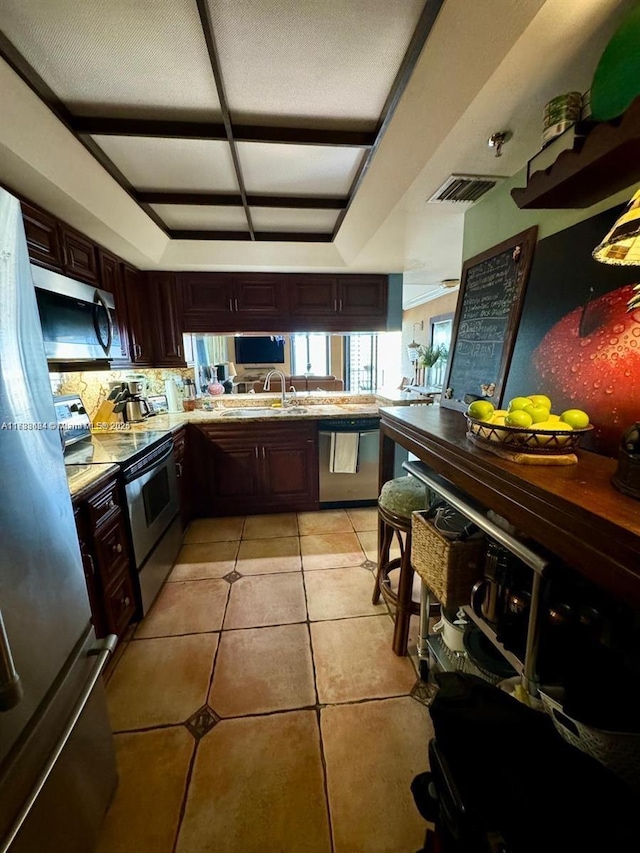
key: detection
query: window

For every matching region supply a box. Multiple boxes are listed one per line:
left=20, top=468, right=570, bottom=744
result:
left=345, top=332, right=401, bottom=392
left=291, top=333, right=330, bottom=375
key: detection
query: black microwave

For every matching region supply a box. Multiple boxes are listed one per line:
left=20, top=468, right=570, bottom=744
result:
left=31, top=264, right=122, bottom=363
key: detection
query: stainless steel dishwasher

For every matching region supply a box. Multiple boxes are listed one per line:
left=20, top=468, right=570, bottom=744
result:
left=318, top=417, right=380, bottom=506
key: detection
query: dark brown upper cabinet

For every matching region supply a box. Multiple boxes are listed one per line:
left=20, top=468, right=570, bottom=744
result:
left=21, top=201, right=63, bottom=272
left=148, top=272, right=186, bottom=367
left=289, top=274, right=388, bottom=330
left=60, top=224, right=99, bottom=285
left=98, top=249, right=131, bottom=363
left=180, top=273, right=286, bottom=332
left=122, top=265, right=154, bottom=366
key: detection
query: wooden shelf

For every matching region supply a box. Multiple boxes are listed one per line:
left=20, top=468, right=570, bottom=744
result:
left=511, top=95, right=640, bottom=210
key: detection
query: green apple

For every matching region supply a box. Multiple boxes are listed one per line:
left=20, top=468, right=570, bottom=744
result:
left=467, top=400, right=495, bottom=421
left=523, top=404, right=550, bottom=424
left=505, top=410, right=533, bottom=428
left=528, top=394, right=552, bottom=410
left=508, top=396, right=532, bottom=411
left=560, top=409, right=590, bottom=429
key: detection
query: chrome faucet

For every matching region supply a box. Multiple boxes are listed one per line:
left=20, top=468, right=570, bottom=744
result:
left=263, top=370, right=288, bottom=407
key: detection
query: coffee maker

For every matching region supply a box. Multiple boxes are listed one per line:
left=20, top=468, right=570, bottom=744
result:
left=118, top=378, right=153, bottom=423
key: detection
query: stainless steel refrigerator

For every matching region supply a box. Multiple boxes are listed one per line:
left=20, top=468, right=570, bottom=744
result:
left=0, top=189, right=117, bottom=852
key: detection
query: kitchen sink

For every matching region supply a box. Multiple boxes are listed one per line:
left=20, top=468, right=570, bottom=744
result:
left=220, top=406, right=308, bottom=417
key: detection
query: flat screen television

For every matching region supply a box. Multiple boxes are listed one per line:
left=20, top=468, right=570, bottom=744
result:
left=234, top=336, right=285, bottom=364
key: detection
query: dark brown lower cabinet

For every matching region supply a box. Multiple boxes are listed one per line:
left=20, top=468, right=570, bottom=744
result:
left=192, top=421, right=319, bottom=515
left=73, top=474, right=137, bottom=639
left=173, top=427, right=193, bottom=527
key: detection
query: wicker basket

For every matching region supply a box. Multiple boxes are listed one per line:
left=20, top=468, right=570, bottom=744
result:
left=466, top=415, right=593, bottom=455
left=411, top=510, right=484, bottom=608
left=539, top=690, right=640, bottom=794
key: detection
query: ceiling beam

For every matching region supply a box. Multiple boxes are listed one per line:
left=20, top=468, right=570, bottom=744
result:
left=0, top=30, right=169, bottom=237
left=195, top=0, right=254, bottom=240
left=70, top=117, right=375, bottom=148
left=171, top=230, right=332, bottom=242
left=332, top=0, right=445, bottom=239
left=137, top=191, right=346, bottom=210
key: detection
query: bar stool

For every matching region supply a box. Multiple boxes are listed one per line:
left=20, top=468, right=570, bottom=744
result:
left=372, top=475, right=437, bottom=655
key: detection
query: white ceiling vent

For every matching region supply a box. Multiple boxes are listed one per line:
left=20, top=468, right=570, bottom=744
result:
left=427, top=174, right=504, bottom=204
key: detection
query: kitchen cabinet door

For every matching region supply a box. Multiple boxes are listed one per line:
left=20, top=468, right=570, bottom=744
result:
left=196, top=422, right=318, bottom=514
left=261, top=432, right=318, bottom=509
left=123, top=265, right=154, bottom=365
left=21, top=201, right=63, bottom=271
left=233, top=274, right=286, bottom=319
left=180, top=273, right=234, bottom=332
left=337, top=275, right=387, bottom=320
left=98, top=249, right=131, bottom=363
left=149, top=272, right=186, bottom=366
left=289, top=276, right=337, bottom=317
left=60, top=224, right=99, bottom=285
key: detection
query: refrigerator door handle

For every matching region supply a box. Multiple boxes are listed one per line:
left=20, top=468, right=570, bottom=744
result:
left=0, top=635, right=117, bottom=853
left=0, top=609, right=23, bottom=712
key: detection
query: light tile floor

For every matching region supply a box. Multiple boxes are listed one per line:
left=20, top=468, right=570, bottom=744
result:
left=99, top=508, right=433, bottom=853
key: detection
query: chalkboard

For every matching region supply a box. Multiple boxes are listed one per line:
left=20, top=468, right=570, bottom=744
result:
left=441, top=227, right=538, bottom=411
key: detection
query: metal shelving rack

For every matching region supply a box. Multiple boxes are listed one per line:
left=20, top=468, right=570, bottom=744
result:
left=403, top=460, right=550, bottom=695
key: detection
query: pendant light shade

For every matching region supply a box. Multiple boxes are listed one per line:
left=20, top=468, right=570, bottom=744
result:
left=593, top=189, right=640, bottom=265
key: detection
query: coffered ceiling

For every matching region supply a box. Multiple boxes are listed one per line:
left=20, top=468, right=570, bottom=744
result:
left=0, top=0, right=633, bottom=282
left=0, top=0, right=440, bottom=242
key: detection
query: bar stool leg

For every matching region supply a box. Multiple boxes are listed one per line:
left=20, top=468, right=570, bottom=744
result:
left=372, top=517, right=393, bottom=604
left=391, top=529, right=413, bottom=656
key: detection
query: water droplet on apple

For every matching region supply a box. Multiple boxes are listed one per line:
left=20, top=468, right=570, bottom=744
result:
left=551, top=366, right=556, bottom=374
left=610, top=337, right=619, bottom=345
left=624, top=369, right=632, bottom=377
left=612, top=352, right=618, bottom=360
left=614, top=417, right=620, bottom=425
left=593, top=379, right=601, bottom=388
left=571, top=364, right=578, bottom=372
left=580, top=339, right=591, bottom=347
left=632, top=340, right=638, bottom=348
left=605, top=386, right=614, bottom=394
left=589, top=353, right=596, bottom=360
left=613, top=323, right=625, bottom=334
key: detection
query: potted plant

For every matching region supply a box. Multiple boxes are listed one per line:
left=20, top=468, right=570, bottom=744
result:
left=416, top=344, right=445, bottom=386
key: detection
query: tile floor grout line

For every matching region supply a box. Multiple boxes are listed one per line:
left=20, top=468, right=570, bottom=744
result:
left=300, top=555, right=336, bottom=853
left=171, top=733, right=201, bottom=853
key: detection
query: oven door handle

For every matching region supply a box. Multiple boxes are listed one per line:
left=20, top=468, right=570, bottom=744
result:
left=123, top=443, right=174, bottom=482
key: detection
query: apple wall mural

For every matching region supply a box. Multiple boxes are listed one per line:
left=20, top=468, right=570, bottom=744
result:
left=503, top=205, right=640, bottom=457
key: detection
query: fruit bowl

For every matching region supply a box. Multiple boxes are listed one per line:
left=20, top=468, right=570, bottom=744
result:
left=465, top=415, right=594, bottom=455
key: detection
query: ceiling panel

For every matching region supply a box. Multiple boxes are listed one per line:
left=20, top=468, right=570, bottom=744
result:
left=207, top=0, right=425, bottom=127
left=238, top=143, right=366, bottom=195
left=251, top=207, right=339, bottom=232
left=151, top=205, right=248, bottom=231
left=0, top=0, right=221, bottom=120
left=92, top=137, right=239, bottom=192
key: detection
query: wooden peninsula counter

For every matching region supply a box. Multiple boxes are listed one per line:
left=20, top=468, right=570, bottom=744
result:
left=379, top=405, right=640, bottom=609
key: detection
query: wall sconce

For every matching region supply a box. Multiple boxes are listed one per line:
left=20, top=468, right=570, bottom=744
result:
left=407, top=321, right=423, bottom=364
left=593, top=189, right=640, bottom=265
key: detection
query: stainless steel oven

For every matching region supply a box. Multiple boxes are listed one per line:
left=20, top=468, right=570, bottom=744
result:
left=121, top=438, right=181, bottom=614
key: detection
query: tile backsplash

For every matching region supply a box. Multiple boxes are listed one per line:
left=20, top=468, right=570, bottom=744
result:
left=50, top=367, right=195, bottom=418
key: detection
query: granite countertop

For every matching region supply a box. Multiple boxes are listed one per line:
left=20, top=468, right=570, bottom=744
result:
left=66, top=462, right=120, bottom=500
left=108, top=391, right=427, bottom=433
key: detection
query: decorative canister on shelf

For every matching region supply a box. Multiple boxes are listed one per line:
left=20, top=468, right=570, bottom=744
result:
left=542, top=92, right=582, bottom=146
left=611, top=422, right=640, bottom=499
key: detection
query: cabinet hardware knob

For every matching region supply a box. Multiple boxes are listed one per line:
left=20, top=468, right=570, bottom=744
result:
left=116, top=543, right=122, bottom=554
left=107, top=499, right=115, bottom=509
left=333, top=298, right=338, bottom=312
left=339, top=298, right=343, bottom=312
left=228, top=298, right=234, bottom=311
left=176, top=461, right=183, bottom=477
left=177, top=344, right=182, bottom=358
left=255, top=446, right=259, bottom=458
left=134, top=344, right=141, bottom=358
left=86, top=553, right=96, bottom=575
left=234, top=298, right=239, bottom=312
left=262, top=446, right=266, bottom=459
left=124, top=597, right=130, bottom=606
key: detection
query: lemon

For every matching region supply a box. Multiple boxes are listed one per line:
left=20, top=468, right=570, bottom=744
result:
left=528, top=394, right=552, bottom=410
left=560, top=409, right=590, bottom=429
left=523, top=404, right=550, bottom=424
left=548, top=414, right=561, bottom=422
left=491, top=415, right=507, bottom=425
left=508, top=396, right=532, bottom=411
left=467, top=400, right=494, bottom=421
left=492, top=409, right=509, bottom=417
left=505, top=410, right=533, bottom=428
